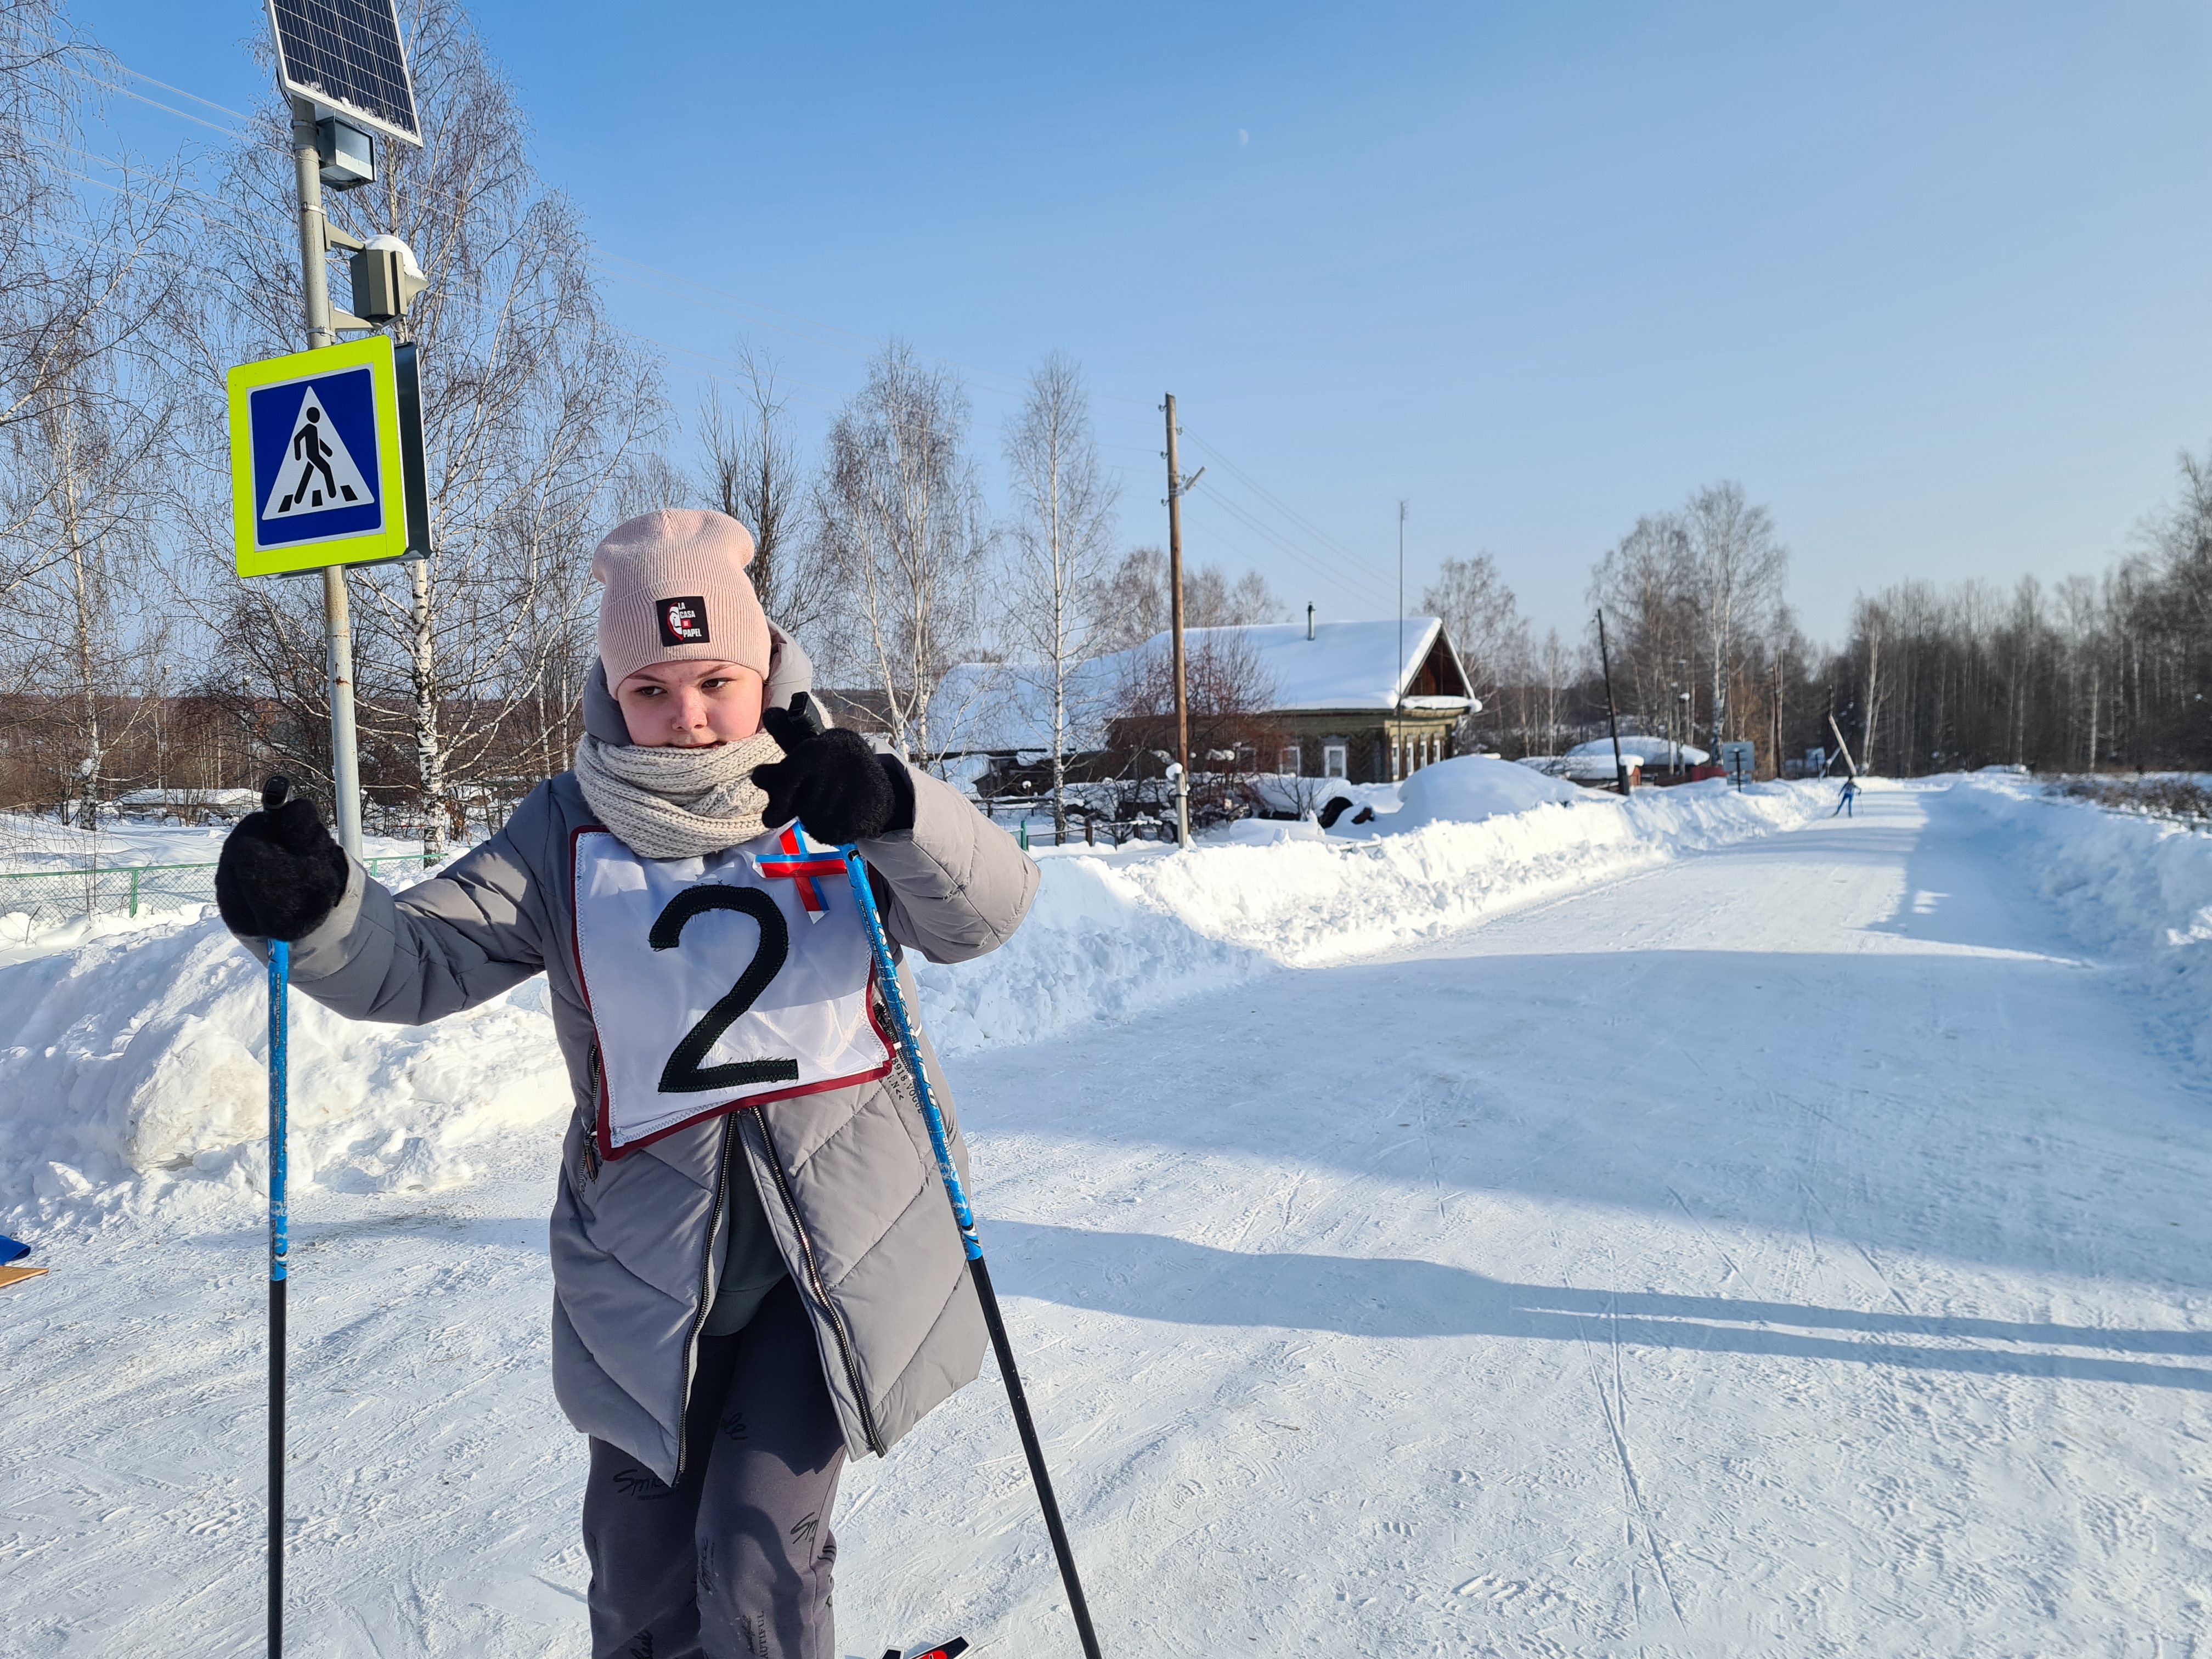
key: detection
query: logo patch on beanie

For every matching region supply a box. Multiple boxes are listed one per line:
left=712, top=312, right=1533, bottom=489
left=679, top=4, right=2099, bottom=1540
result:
left=657, top=596, right=710, bottom=646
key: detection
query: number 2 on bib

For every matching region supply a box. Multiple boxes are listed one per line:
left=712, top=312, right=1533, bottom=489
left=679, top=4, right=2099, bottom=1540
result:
left=651, top=885, right=801, bottom=1093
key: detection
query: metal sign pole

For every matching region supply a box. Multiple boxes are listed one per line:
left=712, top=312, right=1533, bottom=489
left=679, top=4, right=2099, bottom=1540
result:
left=289, top=99, right=365, bottom=858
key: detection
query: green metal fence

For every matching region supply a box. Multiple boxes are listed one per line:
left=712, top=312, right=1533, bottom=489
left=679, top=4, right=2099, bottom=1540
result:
left=0, top=854, right=433, bottom=936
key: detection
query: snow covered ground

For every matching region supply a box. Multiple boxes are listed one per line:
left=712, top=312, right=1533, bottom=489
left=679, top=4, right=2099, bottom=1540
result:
left=4, top=776, right=2209, bottom=1655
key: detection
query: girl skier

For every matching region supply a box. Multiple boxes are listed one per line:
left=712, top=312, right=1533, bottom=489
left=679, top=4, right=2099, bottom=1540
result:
left=215, top=509, right=1040, bottom=1658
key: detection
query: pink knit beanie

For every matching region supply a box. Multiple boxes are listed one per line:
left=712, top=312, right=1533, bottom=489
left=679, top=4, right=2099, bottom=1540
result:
left=591, top=510, right=772, bottom=689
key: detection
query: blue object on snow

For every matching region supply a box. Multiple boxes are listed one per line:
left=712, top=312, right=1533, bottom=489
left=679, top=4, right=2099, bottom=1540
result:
left=0, top=1234, right=29, bottom=1265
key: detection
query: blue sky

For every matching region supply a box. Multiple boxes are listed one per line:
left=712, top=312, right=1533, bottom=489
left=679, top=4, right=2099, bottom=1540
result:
left=80, top=1, right=2212, bottom=644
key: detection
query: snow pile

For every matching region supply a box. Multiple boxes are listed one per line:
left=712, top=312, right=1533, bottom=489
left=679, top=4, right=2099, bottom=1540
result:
left=0, top=904, right=215, bottom=964
left=0, top=918, right=565, bottom=1224
left=1953, top=775, right=2212, bottom=1063
left=0, top=781, right=1830, bottom=1223
left=1381, top=754, right=1581, bottom=832
left=908, top=778, right=1828, bottom=1052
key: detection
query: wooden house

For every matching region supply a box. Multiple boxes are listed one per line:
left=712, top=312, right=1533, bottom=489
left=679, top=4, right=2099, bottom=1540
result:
left=927, top=616, right=1476, bottom=787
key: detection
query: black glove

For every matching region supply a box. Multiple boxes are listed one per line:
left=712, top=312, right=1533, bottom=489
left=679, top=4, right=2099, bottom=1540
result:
left=215, top=776, right=350, bottom=942
left=753, top=694, right=916, bottom=844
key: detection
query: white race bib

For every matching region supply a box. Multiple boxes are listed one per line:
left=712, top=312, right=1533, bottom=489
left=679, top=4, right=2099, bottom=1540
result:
left=572, top=826, right=893, bottom=1159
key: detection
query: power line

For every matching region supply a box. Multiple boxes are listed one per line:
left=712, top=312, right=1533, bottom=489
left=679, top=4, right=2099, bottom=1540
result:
left=1189, top=484, right=1399, bottom=611
left=1182, top=431, right=1376, bottom=568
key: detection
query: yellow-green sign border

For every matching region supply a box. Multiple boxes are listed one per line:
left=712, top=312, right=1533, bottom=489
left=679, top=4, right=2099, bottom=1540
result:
left=227, top=335, right=409, bottom=578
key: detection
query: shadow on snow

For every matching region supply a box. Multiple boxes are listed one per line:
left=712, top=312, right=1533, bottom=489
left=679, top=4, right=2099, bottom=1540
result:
left=989, top=1220, right=2212, bottom=1392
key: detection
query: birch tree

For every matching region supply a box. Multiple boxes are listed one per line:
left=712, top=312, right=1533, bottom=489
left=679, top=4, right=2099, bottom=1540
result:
left=813, top=341, right=988, bottom=761
left=0, top=0, right=188, bottom=820
left=1003, top=353, right=1117, bottom=838
left=1588, top=512, right=1698, bottom=731
left=0, top=338, right=176, bottom=822
left=701, top=351, right=838, bottom=642
left=1093, top=546, right=1283, bottom=652
left=1421, top=552, right=1527, bottom=704
left=1681, top=480, right=1787, bottom=757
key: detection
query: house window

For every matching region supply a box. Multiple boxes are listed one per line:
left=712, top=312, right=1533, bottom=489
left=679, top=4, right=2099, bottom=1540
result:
left=1279, top=744, right=1300, bottom=775
left=1324, top=743, right=1347, bottom=779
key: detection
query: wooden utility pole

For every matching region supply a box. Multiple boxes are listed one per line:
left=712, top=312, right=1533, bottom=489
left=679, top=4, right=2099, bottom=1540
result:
left=1596, top=608, right=1631, bottom=795
left=1164, top=394, right=1190, bottom=846
left=1771, top=653, right=1783, bottom=781
left=1859, top=624, right=1881, bottom=777
left=1826, top=709, right=1860, bottom=778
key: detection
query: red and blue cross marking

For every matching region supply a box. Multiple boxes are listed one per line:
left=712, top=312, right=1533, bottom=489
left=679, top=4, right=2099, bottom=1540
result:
left=755, top=825, right=847, bottom=919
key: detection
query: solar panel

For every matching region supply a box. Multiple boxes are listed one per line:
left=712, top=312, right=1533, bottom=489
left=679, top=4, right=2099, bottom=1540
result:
left=265, top=0, right=422, bottom=148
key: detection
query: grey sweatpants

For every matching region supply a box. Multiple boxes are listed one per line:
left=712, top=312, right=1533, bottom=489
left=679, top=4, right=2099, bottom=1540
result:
left=583, top=1278, right=846, bottom=1659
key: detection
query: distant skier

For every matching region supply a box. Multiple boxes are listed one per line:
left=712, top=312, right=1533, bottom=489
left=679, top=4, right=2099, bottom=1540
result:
left=1833, top=775, right=1859, bottom=817
left=215, top=511, right=1039, bottom=1658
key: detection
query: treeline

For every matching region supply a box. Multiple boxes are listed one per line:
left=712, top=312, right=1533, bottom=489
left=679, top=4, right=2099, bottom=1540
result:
left=1423, top=461, right=2212, bottom=780
left=1828, top=452, right=2212, bottom=773
left=1424, top=481, right=1820, bottom=769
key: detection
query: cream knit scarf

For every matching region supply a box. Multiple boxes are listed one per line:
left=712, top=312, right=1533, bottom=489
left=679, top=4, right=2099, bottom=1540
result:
left=572, top=730, right=787, bottom=860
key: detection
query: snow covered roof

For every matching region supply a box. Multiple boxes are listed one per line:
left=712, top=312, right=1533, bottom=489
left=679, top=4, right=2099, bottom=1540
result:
left=1179, top=618, right=1464, bottom=711
left=927, top=619, right=1471, bottom=752
left=1524, top=752, right=1641, bottom=781
left=1567, top=733, right=1708, bottom=767
left=110, top=788, right=262, bottom=809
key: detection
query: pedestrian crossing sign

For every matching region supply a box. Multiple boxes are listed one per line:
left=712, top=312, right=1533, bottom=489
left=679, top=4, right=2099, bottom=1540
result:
left=228, top=336, right=420, bottom=576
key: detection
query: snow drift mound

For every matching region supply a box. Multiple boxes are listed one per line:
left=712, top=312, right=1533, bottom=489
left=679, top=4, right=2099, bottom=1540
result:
left=1952, top=775, right=2212, bottom=1065
left=0, top=780, right=1829, bottom=1223
left=0, top=916, right=566, bottom=1225
left=1382, top=755, right=1581, bottom=832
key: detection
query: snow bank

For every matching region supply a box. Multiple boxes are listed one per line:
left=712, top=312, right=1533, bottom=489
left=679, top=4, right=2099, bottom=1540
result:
left=0, top=781, right=1829, bottom=1224
left=1950, top=775, right=2212, bottom=1063
left=1383, top=754, right=1581, bottom=832
left=908, top=778, right=1827, bottom=1052
left=0, top=916, right=565, bottom=1227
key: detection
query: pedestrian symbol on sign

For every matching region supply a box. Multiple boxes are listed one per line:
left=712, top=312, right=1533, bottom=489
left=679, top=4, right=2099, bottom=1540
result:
left=262, top=387, right=374, bottom=520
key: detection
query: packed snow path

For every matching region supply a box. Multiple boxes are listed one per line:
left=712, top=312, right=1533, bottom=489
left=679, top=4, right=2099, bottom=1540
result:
left=5, top=782, right=2208, bottom=1655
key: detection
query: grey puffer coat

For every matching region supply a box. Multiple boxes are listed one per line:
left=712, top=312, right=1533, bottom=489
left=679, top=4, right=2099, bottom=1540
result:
left=251, top=637, right=1039, bottom=1482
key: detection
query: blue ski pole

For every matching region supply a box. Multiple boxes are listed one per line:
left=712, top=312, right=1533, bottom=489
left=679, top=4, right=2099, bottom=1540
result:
left=262, top=780, right=293, bottom=1657
left=835, top=842, right=1105, bottom=1659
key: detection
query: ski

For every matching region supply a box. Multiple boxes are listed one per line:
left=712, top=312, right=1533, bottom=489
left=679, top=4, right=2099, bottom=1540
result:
left=882, top=1640, right=969, bottom=1659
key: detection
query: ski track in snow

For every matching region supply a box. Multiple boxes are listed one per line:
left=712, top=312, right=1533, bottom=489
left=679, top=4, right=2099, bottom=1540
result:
left=5, top=779, right=2212, bottom=1655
